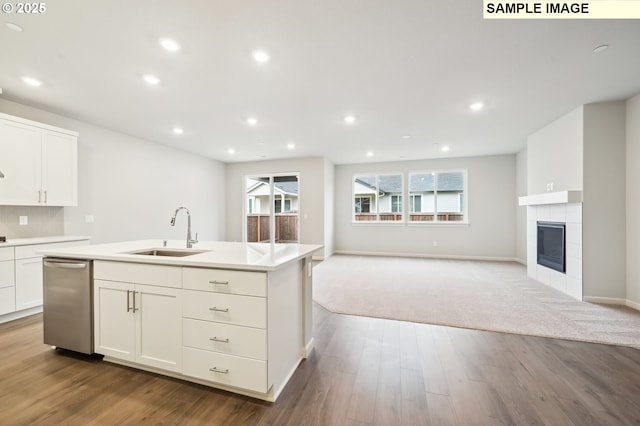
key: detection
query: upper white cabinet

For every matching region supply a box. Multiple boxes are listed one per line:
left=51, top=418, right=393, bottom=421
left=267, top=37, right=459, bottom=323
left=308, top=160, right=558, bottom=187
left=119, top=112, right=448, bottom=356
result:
left=0, top=113, right=78, bottom=206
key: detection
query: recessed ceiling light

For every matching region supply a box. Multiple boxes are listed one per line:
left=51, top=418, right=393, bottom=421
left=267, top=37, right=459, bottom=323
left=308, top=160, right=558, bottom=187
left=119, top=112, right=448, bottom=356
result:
left=252, top=50, right=270, bottom=63
left=469, top=101, right=484, bottom=111
left=593, top=44, right=609, bottom=53
left=247, top=117, right=258, bottom=126
left=441, top=145, right=450, bottom=152
left=227, top=148, right=236, bottom=154
left=143, top=74, right=160, bottom=85
left=402, top=135, right=411, bottom=139
left=160, top=38, right=180, bottom=52
left=287, top=142, right=295, bottom=150
left=366, top=151, right=374, bottom=157
left=6, top=22, right=23, bottom=32
left=172, top=127, right=184, bottom=135
left=22, top=76, right=42, bottom=87
left=344, top=115, right=356, bottom=124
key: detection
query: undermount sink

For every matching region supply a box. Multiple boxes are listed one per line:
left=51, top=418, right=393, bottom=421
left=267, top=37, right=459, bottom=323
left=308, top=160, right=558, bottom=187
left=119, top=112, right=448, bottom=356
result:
left=125, top=248, right=209, bottom=257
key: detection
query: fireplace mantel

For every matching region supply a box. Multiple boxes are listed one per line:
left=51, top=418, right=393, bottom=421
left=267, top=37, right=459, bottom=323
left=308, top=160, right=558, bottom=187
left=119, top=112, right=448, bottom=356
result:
left=518, top=190, right=583, bottom=206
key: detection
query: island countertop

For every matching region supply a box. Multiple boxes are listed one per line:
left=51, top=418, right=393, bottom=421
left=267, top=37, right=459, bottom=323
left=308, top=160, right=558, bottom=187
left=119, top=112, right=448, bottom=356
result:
left=39, top=239, right=323, bottom=271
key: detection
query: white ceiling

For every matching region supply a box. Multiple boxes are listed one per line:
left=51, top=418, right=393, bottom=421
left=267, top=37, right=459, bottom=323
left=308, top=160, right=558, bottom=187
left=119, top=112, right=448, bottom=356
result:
left=1, top=1, right=639, bottom=164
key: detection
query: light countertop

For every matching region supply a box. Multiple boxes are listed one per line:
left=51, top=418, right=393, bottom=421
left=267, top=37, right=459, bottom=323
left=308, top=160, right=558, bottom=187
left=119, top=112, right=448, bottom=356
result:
left=39, top=239, right=323, bottom=271
left=0, top=236, right=91, bottom=247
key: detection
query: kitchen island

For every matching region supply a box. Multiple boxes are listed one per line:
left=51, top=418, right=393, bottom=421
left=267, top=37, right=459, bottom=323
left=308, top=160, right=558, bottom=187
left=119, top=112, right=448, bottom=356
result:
left=40, top=239, right=322, bottom=402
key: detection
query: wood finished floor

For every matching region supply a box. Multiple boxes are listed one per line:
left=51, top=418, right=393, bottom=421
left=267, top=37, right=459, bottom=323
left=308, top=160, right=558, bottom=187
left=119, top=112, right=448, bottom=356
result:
left=2, top=305, right=640, bottom=425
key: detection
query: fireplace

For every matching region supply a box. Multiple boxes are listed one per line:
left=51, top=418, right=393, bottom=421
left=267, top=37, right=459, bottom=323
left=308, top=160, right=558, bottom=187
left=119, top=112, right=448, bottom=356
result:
left=537, top=221, right=566, bottom=273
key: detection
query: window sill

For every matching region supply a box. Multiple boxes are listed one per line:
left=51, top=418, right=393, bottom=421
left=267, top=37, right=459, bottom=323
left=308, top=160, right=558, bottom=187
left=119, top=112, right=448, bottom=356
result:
left=351, top=221, right=470, bottom=227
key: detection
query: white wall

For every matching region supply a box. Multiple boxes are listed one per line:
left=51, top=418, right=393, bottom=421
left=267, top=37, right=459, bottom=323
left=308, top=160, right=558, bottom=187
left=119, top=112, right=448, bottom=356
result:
left=225, top=157, right=331, bottom=258
left=582, top=102, right=626, bottom=299
left=516, top=148, right=527, bottom=264
left=627, top=94, right=640, bottom=308
left=527, top=106, right=583, bottom=194
left=0, top=99, right=225, bottom=244
left=323, top=158, right=335, bottom=257
left=334, top=154, right=517, bottom=259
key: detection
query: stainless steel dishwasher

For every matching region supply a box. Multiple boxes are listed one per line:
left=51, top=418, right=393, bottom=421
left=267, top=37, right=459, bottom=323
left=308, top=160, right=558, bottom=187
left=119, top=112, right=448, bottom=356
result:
left=43, top=258, right=94, bottom=354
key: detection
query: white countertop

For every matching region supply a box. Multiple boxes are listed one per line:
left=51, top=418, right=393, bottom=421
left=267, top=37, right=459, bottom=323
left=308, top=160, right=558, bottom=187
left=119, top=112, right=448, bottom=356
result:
left=39, top=239, right=323, bottom=271
left=0, top=235, right=91, bottom=247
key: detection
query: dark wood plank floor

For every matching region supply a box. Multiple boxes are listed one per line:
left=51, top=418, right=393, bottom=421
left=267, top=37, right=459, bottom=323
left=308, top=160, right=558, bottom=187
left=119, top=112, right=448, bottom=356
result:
left=2, top=304, right=640, bottom=425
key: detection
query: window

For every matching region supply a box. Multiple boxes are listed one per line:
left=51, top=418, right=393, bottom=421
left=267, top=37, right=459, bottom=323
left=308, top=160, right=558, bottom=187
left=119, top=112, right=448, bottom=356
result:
left=409, top=170, right=466, bottom=222
left=274, top=199, right=292, bottom=213
left=353, top=174, right=403, bottom=222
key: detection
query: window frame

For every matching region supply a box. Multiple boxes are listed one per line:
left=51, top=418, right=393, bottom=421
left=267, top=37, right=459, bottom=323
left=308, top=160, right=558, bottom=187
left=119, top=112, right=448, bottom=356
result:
left=352, top=173, right=404, bottom=223
left=351, top=169, right=468, bottom=226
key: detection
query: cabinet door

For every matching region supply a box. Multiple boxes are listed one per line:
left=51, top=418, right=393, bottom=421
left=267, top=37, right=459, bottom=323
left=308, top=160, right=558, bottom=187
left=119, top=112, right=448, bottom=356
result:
left=0, top=119, right=41, bottom=205
left=0, top=260, right=16, bottom=315
left=15, top=257, right=44, bottom=310
left=135, top=284, right=182, bottom=372
left=94, top=280, right=135, bottom=361
left=41, top=130, right=78, bottom=206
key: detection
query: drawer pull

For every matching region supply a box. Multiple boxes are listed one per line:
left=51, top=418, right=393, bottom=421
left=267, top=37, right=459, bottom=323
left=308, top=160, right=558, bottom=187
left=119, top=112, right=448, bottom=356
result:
left=210, top=337, right=230, bottom=343
left=209, top=367, right=229, bottom=374
left=209, top=280, right=229, bottom=285
left=209, top=307, right=229, bottom=313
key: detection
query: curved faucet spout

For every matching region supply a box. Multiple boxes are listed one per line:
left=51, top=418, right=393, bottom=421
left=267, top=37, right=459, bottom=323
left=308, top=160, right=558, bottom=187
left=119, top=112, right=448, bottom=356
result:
left=170, top=207, right=195, bottom=248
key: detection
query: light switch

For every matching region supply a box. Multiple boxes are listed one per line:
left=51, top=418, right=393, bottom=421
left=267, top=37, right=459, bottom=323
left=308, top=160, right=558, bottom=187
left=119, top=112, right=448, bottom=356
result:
left=84, top=215, right=95, bottom=223
left=19, top=216, right=28, bottom=225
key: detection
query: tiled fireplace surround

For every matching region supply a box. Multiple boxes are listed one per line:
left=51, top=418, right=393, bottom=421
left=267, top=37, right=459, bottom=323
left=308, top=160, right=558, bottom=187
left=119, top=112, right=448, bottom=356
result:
left=520, top=191, right=583, bottom=300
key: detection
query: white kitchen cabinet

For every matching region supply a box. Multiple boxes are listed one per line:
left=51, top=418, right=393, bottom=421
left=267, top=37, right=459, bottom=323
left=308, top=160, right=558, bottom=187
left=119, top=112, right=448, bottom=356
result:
left=0, top=113, right=78, bottom=206
left=0, top=247, right=15, bottom=316
left=14, top=256, right=43, bottom=310
left=94, top=262, right=182, bottom=373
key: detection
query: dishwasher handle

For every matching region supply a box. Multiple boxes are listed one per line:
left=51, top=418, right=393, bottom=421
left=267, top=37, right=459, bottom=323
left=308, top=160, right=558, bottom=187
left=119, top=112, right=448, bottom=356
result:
left=44, top=260, right=88, bottom=269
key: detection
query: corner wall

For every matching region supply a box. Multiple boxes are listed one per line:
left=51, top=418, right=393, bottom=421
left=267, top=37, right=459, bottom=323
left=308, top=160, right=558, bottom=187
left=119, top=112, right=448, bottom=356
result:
left=627, top=94, right=640, bottom=308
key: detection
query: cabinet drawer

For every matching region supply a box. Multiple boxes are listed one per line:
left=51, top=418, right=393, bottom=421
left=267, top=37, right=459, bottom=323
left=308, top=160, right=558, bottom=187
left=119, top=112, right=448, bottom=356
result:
left=183, top=268, right=266, bottom=297
left=0, top=247, right=13, bottom=262
left=0, top=260, right=14, bottom=289
left=0, top=286, right=16, bottom=315
left=183, top=318, right=267, bottom=360
left=183, top=290, right=266, bottom=328
left=182, top=347, right=268, bottom=393
left=94, top=261, right=182, bottom=288
left=16, top=240, right=88, bottom=259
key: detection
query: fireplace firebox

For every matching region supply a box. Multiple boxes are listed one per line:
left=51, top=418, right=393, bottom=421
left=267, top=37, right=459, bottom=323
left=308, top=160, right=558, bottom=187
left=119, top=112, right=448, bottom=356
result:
left=537, top=221, right=566, bottom=273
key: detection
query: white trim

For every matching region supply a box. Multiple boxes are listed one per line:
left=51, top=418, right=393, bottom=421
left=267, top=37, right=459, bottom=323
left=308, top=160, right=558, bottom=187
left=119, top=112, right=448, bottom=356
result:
left=333, top=250, right=518, bottom=263
left=0, top=306, right=42, bottom=325
left=582, top=296, right=627, bottom=305
left=582, top=297, right=640, bottom=313
left=519, top=190, right=583, bottom=206
left=626, top=299, right=640, bottom=311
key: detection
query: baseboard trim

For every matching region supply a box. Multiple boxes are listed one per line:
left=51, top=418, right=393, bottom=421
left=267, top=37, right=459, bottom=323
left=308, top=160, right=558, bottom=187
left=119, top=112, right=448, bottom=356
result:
left=625, top=299, right=640, bottom=311
left=333, top=250, right=518, bottom=263
left=0, top=306, right=42, bottom=325
left=583, top=296, right=629, bottom=305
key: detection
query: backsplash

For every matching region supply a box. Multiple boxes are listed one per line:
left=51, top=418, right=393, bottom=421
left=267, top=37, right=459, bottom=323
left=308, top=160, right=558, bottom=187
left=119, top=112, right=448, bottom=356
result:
left=0, top=206, right=64, bottom=239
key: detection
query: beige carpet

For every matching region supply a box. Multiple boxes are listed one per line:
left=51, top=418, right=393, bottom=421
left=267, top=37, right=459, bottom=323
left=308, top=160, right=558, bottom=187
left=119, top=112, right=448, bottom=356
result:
left=313, top=255, right=640, bottom=349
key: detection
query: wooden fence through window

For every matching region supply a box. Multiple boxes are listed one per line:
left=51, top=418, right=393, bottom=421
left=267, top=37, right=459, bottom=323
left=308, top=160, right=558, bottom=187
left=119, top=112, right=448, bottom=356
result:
left=246, top=214, right=299, bottom=242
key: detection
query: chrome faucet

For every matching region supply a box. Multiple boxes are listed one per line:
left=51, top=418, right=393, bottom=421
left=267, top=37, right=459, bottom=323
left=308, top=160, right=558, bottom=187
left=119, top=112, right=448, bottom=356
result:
left=170, top=207, right=198, bottom=248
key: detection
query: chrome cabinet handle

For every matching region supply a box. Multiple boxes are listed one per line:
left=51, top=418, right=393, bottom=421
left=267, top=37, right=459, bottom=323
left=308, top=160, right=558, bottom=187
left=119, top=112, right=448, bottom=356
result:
left=132, top=291, right=139, bottom=312
left=44, top=190, right=47, bottom=204
left=209, top=280, right=229, bottom=285
left=209, top=337, right=229, bottom=343
left=38, top=190, right=42, bottom=203
left=209, top=307, right=229, bottom=312
left=126, top=290, right=131, bottom=312
left=209, top=367, right=229, bottom=374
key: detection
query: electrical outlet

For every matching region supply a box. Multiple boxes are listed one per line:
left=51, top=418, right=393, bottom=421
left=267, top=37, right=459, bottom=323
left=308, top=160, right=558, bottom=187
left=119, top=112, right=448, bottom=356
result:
left=546, top=182, right=554, bottom=191
left=19, top=216, right=28, bottom=225
left=84, top=214, right=95, bottom=224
